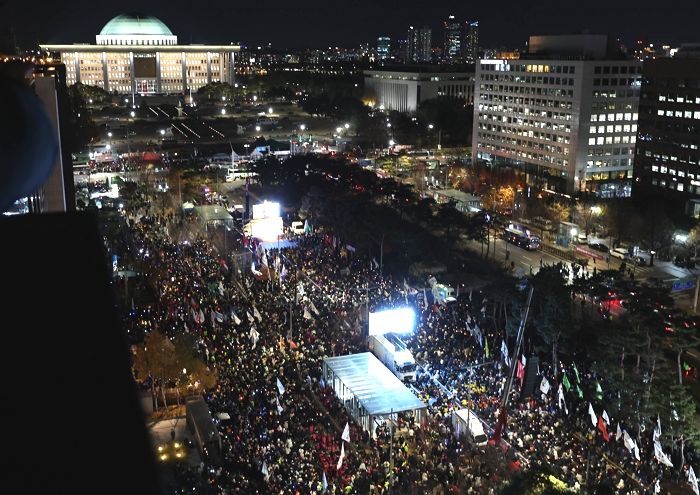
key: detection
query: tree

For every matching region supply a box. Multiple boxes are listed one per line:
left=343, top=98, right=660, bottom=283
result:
left=529, top=265, right=576, bottom=377
left=132, top=331, right=176, bottom=409
left=687, top=224, right=700, bottom=258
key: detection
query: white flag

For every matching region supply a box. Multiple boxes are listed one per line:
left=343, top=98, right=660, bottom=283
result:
left=342, top=422, right=351, bottom=443
left=249, top=326, right=259, bottom=349
left=616, top=423, right=622, bottom=442
left=633, top=441, right=640, bottom=461
left=310, top=301, right=320, bottom=316
left=688, top=466, right=699, bottom=495
left=261, top=461, right=269, bottom=479
left=276, top=395, right=283, bottom=414
left=231, top=310, right=241, bottom=326
left=322, top=471, right=328, bottom=493
left=253, top=306, right=262, bottom=322
left=654, top=414, right=662, bottom=442
left=623, top=430, right=635, bottom=452
left=303, top=307, right=314, bottom=320
left=539, top=376, right=551, bottom=395
left=654, top=441, right=673, bottom=467
left=557, top=383, right=567, bottom=413
left=501, top=340, right=511, bottom=367
left=602, top=410, right=610, bottom=425
left=247, top=311, right=254, bottom=323
left=214, top=310, right=224, bottom=323
left=588, top=403, right=597, bottom=427
left=655, top=479, right=661, bottom=494
left=276, top=377, right=285, bottom=395
left=337, top=442, right=345, bottom=470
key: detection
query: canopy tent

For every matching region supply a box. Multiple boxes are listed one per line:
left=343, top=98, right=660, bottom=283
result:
left=193, top=205, right=234, bottom=229
left=323, top=352, right=427, bottom=436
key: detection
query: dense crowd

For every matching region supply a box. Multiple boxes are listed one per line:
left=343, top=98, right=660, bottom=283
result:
left=119, top=201, right=696, bottom=495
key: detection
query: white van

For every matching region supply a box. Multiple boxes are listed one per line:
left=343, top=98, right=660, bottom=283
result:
left=290, top=221, right=305, bottom=235
left=452, top=409, right=488, bottom=447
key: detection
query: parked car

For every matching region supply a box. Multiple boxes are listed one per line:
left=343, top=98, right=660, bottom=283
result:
left=577, top=233, right=588, bottom=244
left=610, top=247, right=629, bottom=260
left=589, top=243, right=610, bottom=253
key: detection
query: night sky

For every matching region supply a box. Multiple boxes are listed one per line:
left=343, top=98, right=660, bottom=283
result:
left=1, top=0, right=698, bottom=51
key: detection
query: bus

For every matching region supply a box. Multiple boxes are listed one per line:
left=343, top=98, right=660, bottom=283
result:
left=503, top=223, right=541, bottom=251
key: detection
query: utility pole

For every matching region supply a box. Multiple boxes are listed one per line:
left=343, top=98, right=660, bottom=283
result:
left=693, top=275, right=700, bottom=313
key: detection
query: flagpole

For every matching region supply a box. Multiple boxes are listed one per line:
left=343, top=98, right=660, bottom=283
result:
left=494, top=286, right=534, bottom=444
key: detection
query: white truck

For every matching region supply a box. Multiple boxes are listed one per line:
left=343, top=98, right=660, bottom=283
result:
left=452, top=408, right=488, bottom=447
left=368, top=333, right=417, bottom=382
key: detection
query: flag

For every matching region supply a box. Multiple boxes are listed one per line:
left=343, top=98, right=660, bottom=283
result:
left=654, top=441, right=673, bottom=467
left=372, top=257, right=379, bottom=269
left=576, top=383, right=584, bottom=399
left=562, top=373, right=571, bottom=392
left=249, top=326, right=259, bottom=348
left=540, top=376, right=551, bottom=395
left=653, top=416, right=661, bottom=443
left=688, top=466, right=699, bottom=495
left=597, top=415, right=610, bottom=441
left=213, top=310, right=224, bottom=323
left=501, top=340, right=511, bottom=367
left=672, top=409, right=679, bottom=421
left=573, top=362, right=580, bottom=383
left=588, top=403, right=597, bottom=427
left=337, top=442, right=345, bottom=470
left=322, top=471, right=328, bottom=493
left=310, top=301, right=320, bottom=316
left=655, top=479, right=661, bottom=494
left=516, top=358, right=525, bottom=387
left=623, top=430, right=635, bottom=452
left=602, top=410, right=610, bottom=425
left=276, top=395, right=283, bottom=414
left=276, top=377, right=285, bottom=395
left=280, top=264, right=288, bottom=280
left=231, top=310, right=241, bottom=326
left=253, top=306, right=262, bottom=322
left=261, top=461, right=269, bottom=479
left=484, top=338, right=490, bottom=358
left=557, top=384, right=568, bottom=414
left=595, top=381, right=603, bottom=400
left=246, top=311, right=254, bottom=322
left=342, top=422, right=351, bottom=443
left=633, top=441, right=640, bottom=461
left=616, top=423, right=622, bottom=442
left=303, top=307, right=313, bottom=320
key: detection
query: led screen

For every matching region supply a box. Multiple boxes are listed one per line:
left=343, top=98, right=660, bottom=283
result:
left=368, top=307, right=416, bottom=336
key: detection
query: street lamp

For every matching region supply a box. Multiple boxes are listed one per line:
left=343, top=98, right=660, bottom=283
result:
left=221, top=109, right=226, bottom=115
left=428, top=124, right=434, bottom=130
left=299, top=124, right=306, bottom=131
left=130, top=111, right=135, bottom=118
left=268, top=107, right=273, bottom=114
left=255, top=125, right=261, bottom=133
left=344, top=123, right=350, bottom=129
left=160, top=129, right=166, bottom=136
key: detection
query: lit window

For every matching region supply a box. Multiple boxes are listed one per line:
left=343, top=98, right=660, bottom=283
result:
left=588, top=138, right=596, bottom=145
left=596, top=137, right=604, bottom=145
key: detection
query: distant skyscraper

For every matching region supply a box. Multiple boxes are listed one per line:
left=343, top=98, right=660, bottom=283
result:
left=377, top=37, right=391, bottom=60
left=443, top=15, right=462, bottom=62
left=633, top=50, right=700, bottom=217
left=407, top=26, right=432, bottom=62
left=464, top=21, right=479, bottom=63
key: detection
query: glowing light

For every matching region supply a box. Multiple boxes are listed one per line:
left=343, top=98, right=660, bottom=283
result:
left=369, top=307, right=416, bottom=336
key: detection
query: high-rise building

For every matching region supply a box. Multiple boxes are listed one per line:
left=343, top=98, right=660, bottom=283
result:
left=407, top=26, right=432, bottom=63
left=40, top=13, right=239, bottom=95
left=464, top=21, right=479, bottom=64
left=473, top=34, right=642, bottom=195
left=443, top=15, right=462, bottom=62
left=377, top=37, right=391, bottom=60
left=633, top=49, right=700, bottom=217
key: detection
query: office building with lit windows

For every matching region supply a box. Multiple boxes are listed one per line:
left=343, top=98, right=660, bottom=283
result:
left=472, top=34, right=642, bottom=195
left=633, top=51, right=700, bottom=217
left=40, top=13, right=238, bottom=95
left=376, top=37, right=391, bottom=60
left=443, top=16, right=462, bottom=62
left=364, top=67, right=474, bottom=113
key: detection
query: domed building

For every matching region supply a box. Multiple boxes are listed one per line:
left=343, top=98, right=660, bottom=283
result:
left=41, top=13, right=238, bottom=95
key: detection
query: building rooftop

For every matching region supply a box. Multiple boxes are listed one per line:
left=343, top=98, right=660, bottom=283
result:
left=100, top=13, right=173, bottom=37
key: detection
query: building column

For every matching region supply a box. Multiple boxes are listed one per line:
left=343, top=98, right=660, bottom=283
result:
left=207, top=52, right=212, bottom=85
left=102, top=51, right=109, bottom=92
left=230, top=51, right=235, bottom=85
left=129, top=52, right=135, bottom=97
left=181, top=51, right=188, bottom=94
left=74, top=52, right=81, bottom=84
left=156, top=52, right=161, bottom=93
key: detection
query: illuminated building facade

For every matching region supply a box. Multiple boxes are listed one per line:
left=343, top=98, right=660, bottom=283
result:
left=364, top=67, right=474, bottom=113
left=633, top=52, right=700, bottom=217
left=473, top=35, right=642, bottom=195
left=40, top=13, right=238, bottom=95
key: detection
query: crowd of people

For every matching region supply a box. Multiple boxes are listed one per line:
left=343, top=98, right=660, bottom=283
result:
left=118, top=197, right=696, bottom=495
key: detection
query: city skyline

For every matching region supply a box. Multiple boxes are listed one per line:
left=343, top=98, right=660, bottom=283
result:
left=2, top=0, right=699, bottom=51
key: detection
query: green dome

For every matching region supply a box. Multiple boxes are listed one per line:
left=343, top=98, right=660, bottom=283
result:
left=100, top=13, right=173, bottom=36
